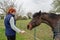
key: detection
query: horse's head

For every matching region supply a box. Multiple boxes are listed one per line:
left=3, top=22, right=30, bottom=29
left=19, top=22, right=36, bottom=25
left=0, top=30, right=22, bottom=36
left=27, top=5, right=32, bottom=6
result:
left=27, top=11, right=42, bottom=30
left=27, top=11, right=57, bottom=30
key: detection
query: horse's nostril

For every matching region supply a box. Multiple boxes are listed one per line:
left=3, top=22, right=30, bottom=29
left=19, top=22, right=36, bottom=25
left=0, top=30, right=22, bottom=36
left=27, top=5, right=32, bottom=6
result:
left=27, top=25, right=29, bottom=29
left=27, top=23, right=32, bottom=30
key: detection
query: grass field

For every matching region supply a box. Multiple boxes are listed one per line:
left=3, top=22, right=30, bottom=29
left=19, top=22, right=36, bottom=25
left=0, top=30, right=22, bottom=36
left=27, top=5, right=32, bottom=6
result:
left=0, top=19, right=53, bottom=40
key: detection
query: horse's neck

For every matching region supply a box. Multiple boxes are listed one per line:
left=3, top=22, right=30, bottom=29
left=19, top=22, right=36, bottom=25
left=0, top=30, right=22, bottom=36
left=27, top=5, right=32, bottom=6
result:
left=41, top=13, right=60, bottom=29
left=41, top=19, right=52, bottom=27
left=42, top=18, right=55, bottom=28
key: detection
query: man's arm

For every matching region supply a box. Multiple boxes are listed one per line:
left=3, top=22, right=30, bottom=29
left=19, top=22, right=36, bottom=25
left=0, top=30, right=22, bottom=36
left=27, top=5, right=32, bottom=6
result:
left=10, top=17, right=21, bottom=33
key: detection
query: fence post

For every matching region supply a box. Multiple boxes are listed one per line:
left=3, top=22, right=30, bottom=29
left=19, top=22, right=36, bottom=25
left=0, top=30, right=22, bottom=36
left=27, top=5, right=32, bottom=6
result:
left=34, top=28, right=36, bottom=40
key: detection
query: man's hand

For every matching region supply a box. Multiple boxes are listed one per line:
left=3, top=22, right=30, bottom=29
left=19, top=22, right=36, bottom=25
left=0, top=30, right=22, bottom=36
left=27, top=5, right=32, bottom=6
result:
left=20, top=30, right=25, bottom=34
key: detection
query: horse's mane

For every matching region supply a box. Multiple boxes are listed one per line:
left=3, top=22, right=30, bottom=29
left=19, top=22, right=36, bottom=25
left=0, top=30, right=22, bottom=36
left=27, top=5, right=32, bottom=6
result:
left=48, top=13, right=60, bottom=19
left=41, top=12, right=59, bottom=19
left=33, top=11, right=60, bottom=19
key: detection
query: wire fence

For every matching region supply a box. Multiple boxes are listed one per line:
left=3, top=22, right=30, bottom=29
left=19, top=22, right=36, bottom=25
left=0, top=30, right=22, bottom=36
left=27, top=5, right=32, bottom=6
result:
left=19, top=20, right=53, bottom=40
left=0, top=19, right=53, bottom=40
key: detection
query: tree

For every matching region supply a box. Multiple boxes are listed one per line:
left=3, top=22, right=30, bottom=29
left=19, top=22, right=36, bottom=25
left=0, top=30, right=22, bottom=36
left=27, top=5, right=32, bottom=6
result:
left=0, top=0, right=24, bottom=19
left=0, top=0, right=15, bottom=13
left=52, top=0, right=60, bottom=12
left=27, top=12, right=32, bottom=19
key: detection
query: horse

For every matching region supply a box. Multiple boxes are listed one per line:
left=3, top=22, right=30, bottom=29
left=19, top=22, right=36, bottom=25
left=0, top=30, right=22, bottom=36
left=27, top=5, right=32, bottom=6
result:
left=27, top=11, right=60, bottom=40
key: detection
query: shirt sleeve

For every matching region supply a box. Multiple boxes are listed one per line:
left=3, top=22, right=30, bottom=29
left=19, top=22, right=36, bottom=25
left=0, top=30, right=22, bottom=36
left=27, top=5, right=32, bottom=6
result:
left=10, top=17, right=21, bottom=33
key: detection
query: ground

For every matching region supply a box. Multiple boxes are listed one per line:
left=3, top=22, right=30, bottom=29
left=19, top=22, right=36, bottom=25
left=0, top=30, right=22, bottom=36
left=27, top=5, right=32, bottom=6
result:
left=0, top=19, right=53, bottom=40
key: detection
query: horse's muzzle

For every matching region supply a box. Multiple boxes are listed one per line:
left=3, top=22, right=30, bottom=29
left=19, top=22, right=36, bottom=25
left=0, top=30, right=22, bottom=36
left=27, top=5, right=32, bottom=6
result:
left=27, top=23, right=32, bottom=30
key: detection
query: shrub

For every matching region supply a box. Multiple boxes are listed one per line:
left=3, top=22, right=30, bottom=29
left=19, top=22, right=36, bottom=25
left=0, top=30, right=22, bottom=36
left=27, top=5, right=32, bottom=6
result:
left=21, top=16, right=28, bottom=20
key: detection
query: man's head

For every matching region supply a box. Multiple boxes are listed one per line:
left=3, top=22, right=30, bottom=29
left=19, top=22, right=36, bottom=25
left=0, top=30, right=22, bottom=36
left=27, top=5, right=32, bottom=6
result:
left=7, top=7, right=16, bottom=15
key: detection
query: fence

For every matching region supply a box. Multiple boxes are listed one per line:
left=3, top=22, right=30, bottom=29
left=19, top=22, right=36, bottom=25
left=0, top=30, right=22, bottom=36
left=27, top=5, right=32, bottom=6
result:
left=0, top=18, right=53, bottom=40
left=19, top=20, right=53, bottom=40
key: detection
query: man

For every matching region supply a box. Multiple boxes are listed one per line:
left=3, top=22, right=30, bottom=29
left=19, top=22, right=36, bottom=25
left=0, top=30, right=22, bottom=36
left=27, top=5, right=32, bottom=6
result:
left=4, top=7, right=25, bottom=40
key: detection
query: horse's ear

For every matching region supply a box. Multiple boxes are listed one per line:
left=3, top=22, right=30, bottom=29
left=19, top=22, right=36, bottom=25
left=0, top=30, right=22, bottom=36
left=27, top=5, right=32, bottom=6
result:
left=39, top=10, right=41, bottom=15
left=39, top=10, right=41, bottom=13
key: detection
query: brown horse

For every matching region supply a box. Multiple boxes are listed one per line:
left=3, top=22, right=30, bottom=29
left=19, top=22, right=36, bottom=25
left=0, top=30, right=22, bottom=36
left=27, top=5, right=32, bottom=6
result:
left=27, top=11, right=60, bottom=40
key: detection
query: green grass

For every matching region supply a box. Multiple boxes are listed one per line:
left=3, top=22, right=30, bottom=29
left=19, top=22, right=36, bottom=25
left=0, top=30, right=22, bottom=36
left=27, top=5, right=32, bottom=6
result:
left=0, top=19, right=53, bottom=40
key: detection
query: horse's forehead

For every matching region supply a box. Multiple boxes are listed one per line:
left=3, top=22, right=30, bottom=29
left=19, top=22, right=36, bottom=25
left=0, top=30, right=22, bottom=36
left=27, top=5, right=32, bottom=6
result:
left=33, top=13, right=41, bottom=17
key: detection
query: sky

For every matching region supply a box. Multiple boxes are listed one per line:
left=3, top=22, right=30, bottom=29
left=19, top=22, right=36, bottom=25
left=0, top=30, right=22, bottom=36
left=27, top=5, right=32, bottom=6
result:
left=0, top=0, right=53, bottom=14
left=15, top=0, right=53, bottom=13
